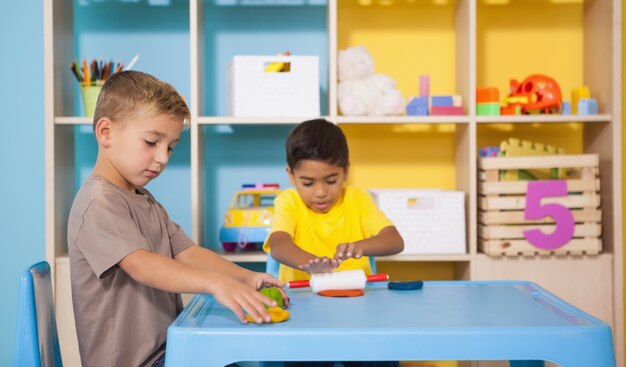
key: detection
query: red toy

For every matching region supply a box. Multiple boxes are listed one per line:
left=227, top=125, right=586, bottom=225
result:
left=506, top=74, right=562, bottom=114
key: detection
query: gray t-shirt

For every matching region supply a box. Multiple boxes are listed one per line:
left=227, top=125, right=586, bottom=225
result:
left=68, top=175, right=194, bottom=367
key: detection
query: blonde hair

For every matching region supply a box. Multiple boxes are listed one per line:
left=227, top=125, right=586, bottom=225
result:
left=93, top=70, right=190, bottom=131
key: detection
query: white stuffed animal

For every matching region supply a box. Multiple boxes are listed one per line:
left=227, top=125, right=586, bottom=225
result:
left=337, top=46, right=405, bottom=116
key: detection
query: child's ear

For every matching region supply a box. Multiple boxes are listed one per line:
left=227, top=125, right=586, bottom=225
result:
left=94, top=117, right=113, bottom=148
left=286, top=165, right=296, bottom=186
left=344, top=162, right=350, bottom=180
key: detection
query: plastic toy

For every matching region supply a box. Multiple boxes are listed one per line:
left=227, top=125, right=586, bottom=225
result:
left=476, top=87, right=499, bottom=103
left=500, top=105, right=521, bottom=115
left=431, top=106, right=463, bottom=115
left=499, top=138, right=565, bottom=181
left=337, top=46, right=404, bottom=116
left=571, top=86, right=590, bottom=114
left=506, top=74, right=562, bottom=114
left=419, top=75, right=429, bottom=97
left=406, top=96, right=429, bottom=116
left=479, top=146, right=500, bottom=157
left=431, top=95, right=453, bottom=107
left=578, top=98, right=598, bottom=115
left=477, top=103, right=500, bottom=116
left=264, top=51, right=291, bottom=73
left=219, top=184, right=281, bottom=252
left=476, top=87, right=501, bottom=116
left=452, top=95, right=463, bottom=107
left=562, top=101, right=572, bottom=115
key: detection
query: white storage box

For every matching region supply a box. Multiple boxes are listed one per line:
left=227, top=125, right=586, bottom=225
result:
left=369, top=189, right=466, bottom=255
left=228, top=55, right=320, bottom=117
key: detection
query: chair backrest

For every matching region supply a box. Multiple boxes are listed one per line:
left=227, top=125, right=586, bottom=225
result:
left=265, top=254, right=377, bottom=278
left=13, top=261, right=63, bottom=367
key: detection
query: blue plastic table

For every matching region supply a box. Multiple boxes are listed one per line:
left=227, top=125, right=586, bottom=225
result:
left=165, top=281, right=615, bottom=367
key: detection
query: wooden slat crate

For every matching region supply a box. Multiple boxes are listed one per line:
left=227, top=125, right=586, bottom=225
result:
left=478, top=154, right=602, bottom=256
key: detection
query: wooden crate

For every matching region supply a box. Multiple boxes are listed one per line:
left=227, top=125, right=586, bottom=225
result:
left=478, top=154, right=602, bottom=256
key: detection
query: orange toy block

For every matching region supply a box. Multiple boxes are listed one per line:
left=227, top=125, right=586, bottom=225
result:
left=477, top=87, right=499, bottom=103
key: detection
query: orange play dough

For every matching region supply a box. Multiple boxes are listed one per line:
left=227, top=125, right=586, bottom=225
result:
left=317, top=289, right=364, bottom=297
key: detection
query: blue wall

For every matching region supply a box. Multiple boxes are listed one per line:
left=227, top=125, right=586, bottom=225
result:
left=0, top=1, right=45, bottom=365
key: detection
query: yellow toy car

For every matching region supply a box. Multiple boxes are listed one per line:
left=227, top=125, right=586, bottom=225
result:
left=220, top=184, right=281, bottom=252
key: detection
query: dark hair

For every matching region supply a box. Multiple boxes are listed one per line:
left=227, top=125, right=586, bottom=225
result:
left=93, top=70, right=190, bottom=131
left=286, top=119, right=349, bottom=170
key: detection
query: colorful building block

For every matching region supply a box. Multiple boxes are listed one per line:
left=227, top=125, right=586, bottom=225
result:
left=476, top=87, right=499, bottom=103
left=561, top=101, right=571, bottom=115
left=419, top=75, right=430, bottom=97
left=571, top=86, right=590, bottom=114
left=578, top=98, right=598, bottom=115
left=477, top=102, right=500, bottom=116
left=452, top=95, right=463, bottom=107
left=479, top=146, right=500, bottom=157
left=500, top=105, right=521, bottom=115
left=431, top=96, right=454, bottom=107
left=407, top=97, right=429, bottom=116
left=431, top=106, right=463, bottom=115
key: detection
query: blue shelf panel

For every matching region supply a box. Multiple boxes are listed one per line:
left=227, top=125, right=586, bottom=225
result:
left=202, top=1, right=329, bottom=116
left=202, top=124, right=295, bottom=248
left=73, top=0, right=190, bottom=116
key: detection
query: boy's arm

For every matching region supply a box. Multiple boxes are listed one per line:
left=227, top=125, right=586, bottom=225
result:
left=335, top=226, right=404, bottom=260
left=118, top=249, right=277, bottom=323
left=175, top=245, right=286, bottom=294
left=269, top=231, right=340, bottom=273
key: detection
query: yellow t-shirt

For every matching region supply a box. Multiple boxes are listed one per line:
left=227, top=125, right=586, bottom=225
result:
left=263, top=186, right=393, bottom=282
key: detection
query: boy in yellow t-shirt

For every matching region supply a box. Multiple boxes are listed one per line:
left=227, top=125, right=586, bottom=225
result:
left=264, top=118, right=404, bottom=282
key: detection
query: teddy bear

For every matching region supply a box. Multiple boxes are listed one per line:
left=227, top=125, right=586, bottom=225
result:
left=337, top=46, right=405, bottom=116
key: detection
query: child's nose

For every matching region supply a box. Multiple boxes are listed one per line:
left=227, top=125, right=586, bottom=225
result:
left=155, top=147, right=170, bottom=165
left=315, top=186, right=326, bottom=198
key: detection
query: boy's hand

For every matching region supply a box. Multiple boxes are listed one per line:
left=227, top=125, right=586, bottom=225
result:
left=298, top=257, right=340, bottom=274
left=211, top=274, right=277, bottom=324
left=334, top=242, right=364, bottom=260
left=245, top=272, right=290, bottom=308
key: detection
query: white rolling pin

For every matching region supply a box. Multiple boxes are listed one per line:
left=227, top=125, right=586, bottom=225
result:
left=287, top=269, right=389, bottom=293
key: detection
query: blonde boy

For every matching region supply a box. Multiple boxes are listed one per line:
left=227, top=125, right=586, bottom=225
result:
left=68, top=71, right=284, bottom=367
left=264, top=118, right=404, bottom=282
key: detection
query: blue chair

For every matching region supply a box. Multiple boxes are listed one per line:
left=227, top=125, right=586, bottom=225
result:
left=13, top=261, right=63, bottom=367
left=265, top=254, right=377, bottom=277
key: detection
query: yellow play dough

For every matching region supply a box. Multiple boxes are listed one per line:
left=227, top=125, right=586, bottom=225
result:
left=246, top=306, right=290, bottom=324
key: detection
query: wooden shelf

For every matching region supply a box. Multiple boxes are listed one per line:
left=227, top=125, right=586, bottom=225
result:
left=55, top=116, right=92, bottom=125
left=476, top=114, right=612, bottom=124
left=376, top=254, right=471, bottom=262
left=197, top=116, right=322, bottom=125
left=335, top=116, right=470, bottom=124
left=213, top=250, right=472, bottom=263
left=216, top=250, right=267, bottom=263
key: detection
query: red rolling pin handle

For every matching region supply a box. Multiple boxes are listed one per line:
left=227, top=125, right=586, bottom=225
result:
left=288, top=279, right=311, bottom=289
left=366, top=273, right=389, bottom=282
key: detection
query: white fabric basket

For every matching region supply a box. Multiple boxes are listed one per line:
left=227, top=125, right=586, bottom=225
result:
left=369, top=189, right=467, bottom=255
left=228, top=55, right=320, bottom=117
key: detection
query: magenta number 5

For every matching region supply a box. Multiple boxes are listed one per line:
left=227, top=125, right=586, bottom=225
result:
left=523, top=180, right=575, bottom=250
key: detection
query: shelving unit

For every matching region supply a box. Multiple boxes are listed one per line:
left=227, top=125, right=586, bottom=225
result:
left=45, top=0, right=622, bottom=366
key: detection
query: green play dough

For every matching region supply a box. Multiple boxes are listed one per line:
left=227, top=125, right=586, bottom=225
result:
left=260, top=287, right=284, bottom=308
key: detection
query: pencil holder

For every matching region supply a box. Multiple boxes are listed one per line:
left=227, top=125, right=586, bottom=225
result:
left=80, top=85, right=102, bottom=117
